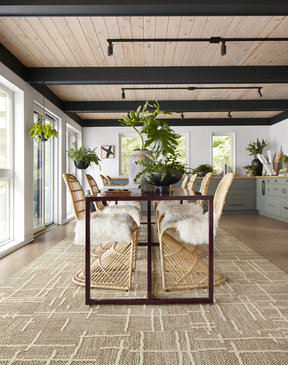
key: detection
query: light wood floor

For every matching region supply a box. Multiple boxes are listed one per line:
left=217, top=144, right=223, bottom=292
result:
left=0, top=214, right=287, bottom=285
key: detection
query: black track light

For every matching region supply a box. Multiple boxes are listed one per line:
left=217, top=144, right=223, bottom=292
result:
left=181, top=112, right=184, bottom=120
left=257, top=87, right=263, bottom=98
left=121, top=89, right=125, bottom=99
left=221, top=41, right=226, bottom=56
left=228, top=111, right=232, bottom=118
left=107, top=42, right=113, bottom=56
left=127, top=112, right=131, bottom=119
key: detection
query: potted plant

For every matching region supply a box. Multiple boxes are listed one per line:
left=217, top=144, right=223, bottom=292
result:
left=246, top=138, right=268, bottom=176
left=243, top=164, right=257, bottom=177
left=29, top=120, right=58, bottom=142
left=281, top=154, right=288, bottom=170
left=120, top=101, right=182, bottom=190
left=67, top=142, right=101, bottom=170
left=192, top=163, right=215, bottom=176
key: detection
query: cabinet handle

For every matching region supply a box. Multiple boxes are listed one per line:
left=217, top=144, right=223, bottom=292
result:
left=230, top=193, right=243, bottom=196
left=273, top=187, right=278, bottom=190
left=284, top=207, right=288, bottom=210
left=268, top=204, right=276, bottom=207
left=283, top=189, right=286, bottom=193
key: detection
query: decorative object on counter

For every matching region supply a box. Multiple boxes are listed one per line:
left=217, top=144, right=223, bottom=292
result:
left=28, top=120, right=58, bottom=142
left=67, top=142, right=101, bottom=170
left=273, top=151, right=282, bottom=174
left=192, top=163, right=215, bottom=176
left=246, top=139, right=268, bottom=176
left=281, top=154, right=288, bottom=170
left=120, top=101, right=190, bottom=193
left=101, top=145, right=114, bottom=159
left=257, top=154, right=276, bottom=176
left=243, top=164, right=256, bottom=177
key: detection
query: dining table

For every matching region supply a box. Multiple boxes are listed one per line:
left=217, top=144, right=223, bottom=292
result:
left=84, top=188, right=214, bottom=306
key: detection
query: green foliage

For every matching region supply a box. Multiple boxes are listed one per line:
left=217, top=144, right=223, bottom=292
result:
left=281, top=154, right=288, bottom=164
left=67, top=142, right=101, bottom=169
left=246, top=138, right=268, bottom=158
left=243, top=164, right=257, bottom=175
left=119, top=101, right=179, bottom=159
left=29, top=120, right=58, bottom=142
left=212, top=136, right=231, bottom=174
left=134, top=153, right=192, bottom=183
left=193, top=163, right=215, bottom=174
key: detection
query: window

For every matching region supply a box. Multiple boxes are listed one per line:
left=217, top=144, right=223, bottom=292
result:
left=33, top=105, right=57, bottom=232
left=0, top=85, right=13, bottom=246
left=66, top=124, right=78, bottom=218
left=119, top=134, right=140, bottom=175
left=212, top=132, right=235, bottom=175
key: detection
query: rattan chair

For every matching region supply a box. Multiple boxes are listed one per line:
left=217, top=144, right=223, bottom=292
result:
left=85, top=173, right=140, bottom=267
left=63, top=173, right=138, bottom=291
left=99, top=174, right=109, bottom=187
left=187, top=173, right=198, bottom=190
left=181, top=175, right=189, bottom=189
left=106, top=175, right=114, bottom=185
left=158, top=172, right=235, bottom=290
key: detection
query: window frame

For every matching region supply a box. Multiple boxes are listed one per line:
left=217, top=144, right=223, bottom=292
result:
left=0, top=83, right=14, bottom=245
left=211, top=132, right=236, bottom=175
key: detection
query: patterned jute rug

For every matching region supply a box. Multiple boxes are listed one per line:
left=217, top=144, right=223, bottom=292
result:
left=1, top=226, right=288, bottom=364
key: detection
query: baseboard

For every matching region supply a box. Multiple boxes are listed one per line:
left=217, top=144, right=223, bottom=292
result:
left=0, top=234, right=34, bottom=258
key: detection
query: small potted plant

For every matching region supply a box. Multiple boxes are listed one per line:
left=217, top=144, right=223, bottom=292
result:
left=243, top=164, right=257, bottom=177
left=67, top=142, right=101, bottom=170
left=29, top=120, right=58, bottom=142
left=246, top=138, right=268, bottom=176
left=281, top=154, right=288, bottom=170
left=192, top=163, right=215, bottom=176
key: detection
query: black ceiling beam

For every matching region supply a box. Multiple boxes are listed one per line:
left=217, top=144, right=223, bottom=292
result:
left=26, top=66, right=288, bottom=85
left=62, top=100, right=288, bottom=113
left=271, top=111, right=288, bottom=125
left=0, top=43, right=26, bottom=80
left=82, top=118, right=272, bottom=127
left=1, top=1, right=288, bottom=16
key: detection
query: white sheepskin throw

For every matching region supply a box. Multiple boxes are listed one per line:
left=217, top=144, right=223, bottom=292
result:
left=161, top=212, right=218, bottom=245
left=74, top=212, right=135, bottom=246
left=118, top=201, right=142, bottom=210
left=158, top=202, right=203, bottom=217
left=103, top=205, right=141, bottom=226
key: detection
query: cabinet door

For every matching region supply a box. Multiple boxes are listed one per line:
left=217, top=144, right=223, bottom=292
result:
left=265, top=196, right=281, bottom=216
left=256, top=179, right=266, bottom=211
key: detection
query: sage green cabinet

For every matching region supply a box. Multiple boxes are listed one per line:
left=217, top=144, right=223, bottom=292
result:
left=256, top=177, right=288, bottom=223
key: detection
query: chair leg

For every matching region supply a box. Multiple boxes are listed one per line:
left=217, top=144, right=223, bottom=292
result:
left=73, top=240, right=134, bottom=291
left=159, top=232, right=225, bottom=291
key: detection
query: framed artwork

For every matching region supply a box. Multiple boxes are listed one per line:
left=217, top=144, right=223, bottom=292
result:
left=101, top=145, right=115, bottom=159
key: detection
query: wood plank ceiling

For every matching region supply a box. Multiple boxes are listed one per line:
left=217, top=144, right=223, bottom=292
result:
left=1, top=14, right=288, bottom=124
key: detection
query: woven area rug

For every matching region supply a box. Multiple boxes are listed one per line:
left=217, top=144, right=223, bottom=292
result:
left=1, top=226, right=288, bottom=364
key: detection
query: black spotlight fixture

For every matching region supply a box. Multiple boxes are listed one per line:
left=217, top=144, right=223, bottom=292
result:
left=121, top=88, right=125, bottom=99
left=107, top=41, right=113, bottom=56
left=257, top=87, right=263, bottom=98
left=181, top=112, right=184, bottom=120
left=221, top=41, right=226, bottom=56
left=227, top=111, right=232, bottom=118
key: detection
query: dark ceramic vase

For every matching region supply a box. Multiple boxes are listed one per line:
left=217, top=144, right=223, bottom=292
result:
left=252, top=158, right=263, bottom=176
left=74, top=160, right=90, bottom=170
left=147, top=171, right=183, bottom=194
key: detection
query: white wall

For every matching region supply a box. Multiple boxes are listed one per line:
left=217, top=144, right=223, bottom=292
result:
left=271, top=118, right=288, bottom=158
left=83, top=124, right=272, bottom=191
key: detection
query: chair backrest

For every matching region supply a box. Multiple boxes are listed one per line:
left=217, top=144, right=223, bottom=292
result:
left=106, top=175, right=114, bottom=185
left=213, top=172, right=235, bottom=222
left=181, top=175, right=189, bottom=189
left=85, top=174, right=105, bottom=212
left=63, top=173, right=86, bottom=220
left=187, top=173, right=198, bottom=190
left=197, top=172, right=213, bottom=206
left=99, top=174, right=109, bottom=187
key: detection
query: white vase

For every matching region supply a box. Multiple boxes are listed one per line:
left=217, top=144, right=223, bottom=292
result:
left=128, top=149, right=155, bottom=192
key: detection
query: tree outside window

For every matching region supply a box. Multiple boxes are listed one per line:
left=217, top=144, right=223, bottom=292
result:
left=212, top=135, right=232, bottom=174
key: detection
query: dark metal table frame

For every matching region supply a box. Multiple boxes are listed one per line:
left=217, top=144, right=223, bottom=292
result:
left=85, top=191, right=214, bottom=305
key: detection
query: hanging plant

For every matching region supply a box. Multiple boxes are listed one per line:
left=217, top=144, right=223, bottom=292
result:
left=67, top=142, right=101, bottom=170
left=29, top=120, right=58, bottom=142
